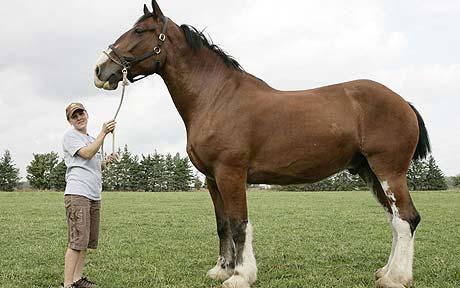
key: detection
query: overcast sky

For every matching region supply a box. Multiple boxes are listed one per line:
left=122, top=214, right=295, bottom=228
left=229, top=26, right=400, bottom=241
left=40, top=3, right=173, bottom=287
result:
left=1, top=0, right=459, bottom=180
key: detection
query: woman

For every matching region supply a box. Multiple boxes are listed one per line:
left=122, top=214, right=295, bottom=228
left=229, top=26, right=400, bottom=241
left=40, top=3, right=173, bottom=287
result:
left=61, top=102, right=116, bottom=288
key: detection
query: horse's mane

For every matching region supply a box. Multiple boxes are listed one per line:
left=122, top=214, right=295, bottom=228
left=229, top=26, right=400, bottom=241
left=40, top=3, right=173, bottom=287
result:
left=180, top=25, right=244, bottom=71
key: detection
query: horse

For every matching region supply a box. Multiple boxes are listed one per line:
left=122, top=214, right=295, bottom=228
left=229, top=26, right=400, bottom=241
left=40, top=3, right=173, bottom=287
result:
left=94, top=1, right=430, bottom=287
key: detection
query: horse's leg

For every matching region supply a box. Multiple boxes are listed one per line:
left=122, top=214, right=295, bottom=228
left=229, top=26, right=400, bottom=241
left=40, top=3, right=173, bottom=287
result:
left=206, top=177, right=235, bottom=281
left=214, top=168, right=257, bottom=288
left=356, top=163, right=396, bottom=280
left=366, top=157, right=420, bottom=288
left=374, top=177, right=419, bottom=288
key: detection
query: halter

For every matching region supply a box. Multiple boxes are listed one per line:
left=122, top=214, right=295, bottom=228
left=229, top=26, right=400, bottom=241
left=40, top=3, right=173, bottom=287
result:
left=104, top=15, right=169, bottom=82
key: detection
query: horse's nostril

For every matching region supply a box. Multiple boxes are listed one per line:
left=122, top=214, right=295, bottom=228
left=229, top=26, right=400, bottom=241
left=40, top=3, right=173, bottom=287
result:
left=95, top=65, right=100, bottom=76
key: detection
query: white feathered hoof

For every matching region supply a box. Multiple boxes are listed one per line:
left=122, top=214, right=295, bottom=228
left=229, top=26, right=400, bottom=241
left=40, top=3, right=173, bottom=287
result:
left=222, top=275, right=251, bottom=288
left=375, top=275, right=413, bottom=288
left=206, top=263, right=233, bottom=281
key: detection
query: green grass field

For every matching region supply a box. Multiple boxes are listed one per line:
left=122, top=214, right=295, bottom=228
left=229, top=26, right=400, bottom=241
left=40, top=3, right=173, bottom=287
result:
left=0, top=190, right=459, bottom=288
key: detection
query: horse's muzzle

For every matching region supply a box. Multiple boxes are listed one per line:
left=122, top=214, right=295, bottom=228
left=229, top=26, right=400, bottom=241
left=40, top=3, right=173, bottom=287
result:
left=94, top=62, right=121, bottom=90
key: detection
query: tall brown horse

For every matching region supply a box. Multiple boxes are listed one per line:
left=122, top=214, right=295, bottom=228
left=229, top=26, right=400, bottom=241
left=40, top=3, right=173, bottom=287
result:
left=94, top=2, right=430, bottom=287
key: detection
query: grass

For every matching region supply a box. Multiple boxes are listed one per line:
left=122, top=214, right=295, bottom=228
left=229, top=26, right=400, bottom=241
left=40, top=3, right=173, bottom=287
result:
left=0, top=190, right=459, bottom=287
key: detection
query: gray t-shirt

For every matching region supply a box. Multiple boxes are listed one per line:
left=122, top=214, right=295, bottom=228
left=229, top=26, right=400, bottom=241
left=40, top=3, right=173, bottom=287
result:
left=63, top=128, right=102, bottom=200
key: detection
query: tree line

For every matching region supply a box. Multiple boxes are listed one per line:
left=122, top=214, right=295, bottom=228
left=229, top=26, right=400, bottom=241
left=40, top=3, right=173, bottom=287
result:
left=0, top=149, right=455, bottom=192
left=0, top=147, right=198, bottom=192
left=102, top=146, right=197, bottom=191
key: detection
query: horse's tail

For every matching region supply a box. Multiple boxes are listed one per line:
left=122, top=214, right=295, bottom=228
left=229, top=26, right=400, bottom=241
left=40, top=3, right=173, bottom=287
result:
left=408, top=102, right=431, bottom=160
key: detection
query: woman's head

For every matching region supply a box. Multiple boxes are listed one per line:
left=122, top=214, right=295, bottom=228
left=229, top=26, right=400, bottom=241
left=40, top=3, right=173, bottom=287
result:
left=66, top=102, right=88, bottom=132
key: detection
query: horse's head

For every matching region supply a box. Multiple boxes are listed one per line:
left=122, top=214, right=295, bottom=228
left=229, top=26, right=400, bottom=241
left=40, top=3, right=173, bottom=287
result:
left=94, top=0, right=169, bottom=90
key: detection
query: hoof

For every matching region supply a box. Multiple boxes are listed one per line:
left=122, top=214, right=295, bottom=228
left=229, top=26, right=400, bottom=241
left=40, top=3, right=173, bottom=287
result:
left=222, top=275, right=250, bottom=288
left=207, top=264, right=233, bottom=281
left=375, top=276, right=413, bottom=288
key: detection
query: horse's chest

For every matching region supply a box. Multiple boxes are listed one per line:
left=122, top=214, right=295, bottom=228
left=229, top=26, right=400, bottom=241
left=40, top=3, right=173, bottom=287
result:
left=186, top=142, right=214, bottom=176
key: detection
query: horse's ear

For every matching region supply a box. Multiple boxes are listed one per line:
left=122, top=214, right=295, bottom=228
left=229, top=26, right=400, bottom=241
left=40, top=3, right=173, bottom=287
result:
left=151, top=0, right=164, bottom=18
left=143, top=4, right=150, bottom=15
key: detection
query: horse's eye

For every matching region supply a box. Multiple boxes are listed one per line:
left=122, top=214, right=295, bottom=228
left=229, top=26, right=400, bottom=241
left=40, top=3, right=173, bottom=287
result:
left=134, top=27, right=144, bottom=34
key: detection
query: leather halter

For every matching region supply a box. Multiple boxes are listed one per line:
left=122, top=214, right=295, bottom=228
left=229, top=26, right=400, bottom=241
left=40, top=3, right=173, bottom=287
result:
left=104, top=15, right=169, bottom=83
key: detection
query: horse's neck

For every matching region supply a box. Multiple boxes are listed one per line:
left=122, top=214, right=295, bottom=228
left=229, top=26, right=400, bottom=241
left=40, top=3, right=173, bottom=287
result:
left=160, top=48, right=242, bottom=127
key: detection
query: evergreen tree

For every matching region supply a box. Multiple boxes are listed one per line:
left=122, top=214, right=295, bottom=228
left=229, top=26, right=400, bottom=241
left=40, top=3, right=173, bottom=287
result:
left=407, top=156, right=447, bottom=191
left=50, top=159, right=67, bottom=190
left=103, top=147, right=123, bottom=191
left=194, top=173, right=203, bottom=190
left=0, top=150, right=20, bottom=191
left=103, top=146, right=140, bottom=191
left=139, top=154, right=154, bottom=191
left=424, top=155, right=447, bottom=190
left=330, top=171, right=364, bottom=191
left=176, top=156, right=193, bottom=191
left=172, top=153, right=193, bottom=191
left=170, top=153, right=182, bottom=191
left=119, top=146, right=141, bottom=191
left=151, top=152, right=166, bottom=191
left=26, top=152, right=59, bottom=189
left=138, top=151, right=166, bottom=191
left=163, top=153, right=175, bottom=191
left=452, top=175, right=460, bottom=188
left=407, top=159, right=427, bottom=190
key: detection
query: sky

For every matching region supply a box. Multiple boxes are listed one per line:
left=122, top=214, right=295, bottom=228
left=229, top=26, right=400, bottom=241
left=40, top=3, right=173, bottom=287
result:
left=1, top=0, right=459, bottom=180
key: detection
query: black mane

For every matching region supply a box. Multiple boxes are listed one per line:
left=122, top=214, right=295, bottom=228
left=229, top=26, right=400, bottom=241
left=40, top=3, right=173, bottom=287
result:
left=180, top=25, right=243, bottom=71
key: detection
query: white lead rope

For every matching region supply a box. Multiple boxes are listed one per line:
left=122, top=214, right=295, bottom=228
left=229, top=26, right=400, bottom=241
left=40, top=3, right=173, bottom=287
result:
left=101, top=68, right=129, bottom=158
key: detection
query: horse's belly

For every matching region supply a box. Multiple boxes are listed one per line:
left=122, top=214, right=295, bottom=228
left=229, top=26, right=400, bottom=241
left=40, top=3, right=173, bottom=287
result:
left=247, top=137, right=359, bottom=185
left=247, top=160, right=346, bottom=185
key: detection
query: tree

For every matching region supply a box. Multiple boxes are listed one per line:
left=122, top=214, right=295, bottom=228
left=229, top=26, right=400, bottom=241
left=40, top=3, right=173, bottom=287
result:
left=26, top=152, right=59, bottom=189
left=50, top=159, right=67, bottom=190
left=138, top=151, right=194, bottom=192
left=118, top=146, right=141, bottom=191
left=424, top=155, right=447, bottom=190
left=163, top=153, right=175, bottom=191
left=172, top=153, right=194, bottom=191
left=139, top=151, right=166, bottom=191
left=150, top=151, right=166, bottom=191
left=103, top=146, right=141, bottom=191
left=407, top=156, right=447, bottom=191
left=452, top=175, right=460, bottom=188
left=0, top=150, right=20, bottom=191
left=407, top=159, right=426, bottom=190
left=194, top=172, right=203, bottom=190
left=330, top=171, right=366, bottom=191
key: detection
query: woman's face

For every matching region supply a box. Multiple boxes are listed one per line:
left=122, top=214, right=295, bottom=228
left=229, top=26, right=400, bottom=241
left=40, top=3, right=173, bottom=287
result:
left=68, top=110, right=88, bottom=131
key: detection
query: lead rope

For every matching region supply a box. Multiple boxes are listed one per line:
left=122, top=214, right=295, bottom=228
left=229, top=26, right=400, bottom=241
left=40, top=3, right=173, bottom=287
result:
left=101, top=68, right=129, bottom=160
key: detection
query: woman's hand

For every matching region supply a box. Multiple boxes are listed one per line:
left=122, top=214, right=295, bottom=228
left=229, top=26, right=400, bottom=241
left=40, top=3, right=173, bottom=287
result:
left=102, top=120, right=116, bottom=135
left=105, top=153, right=118, bottom=165
left=101, top=153, right=118, bottom=170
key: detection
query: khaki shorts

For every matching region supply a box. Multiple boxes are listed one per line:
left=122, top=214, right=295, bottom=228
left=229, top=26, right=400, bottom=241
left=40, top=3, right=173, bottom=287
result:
left=65, top=195, right=101, bottom=250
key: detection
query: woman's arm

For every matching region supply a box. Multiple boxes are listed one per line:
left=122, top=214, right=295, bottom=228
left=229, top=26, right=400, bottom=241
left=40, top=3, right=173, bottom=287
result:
left=77, top=120, right=116, bottom=160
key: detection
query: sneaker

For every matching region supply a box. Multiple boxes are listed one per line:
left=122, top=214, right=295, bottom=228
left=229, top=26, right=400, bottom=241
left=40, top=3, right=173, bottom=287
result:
left=74, top=277, right=96, bottom=288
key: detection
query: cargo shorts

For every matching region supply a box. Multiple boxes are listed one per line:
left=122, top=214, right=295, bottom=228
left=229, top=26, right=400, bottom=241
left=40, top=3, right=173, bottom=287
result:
left=65, top=194, right=101, bottom=250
